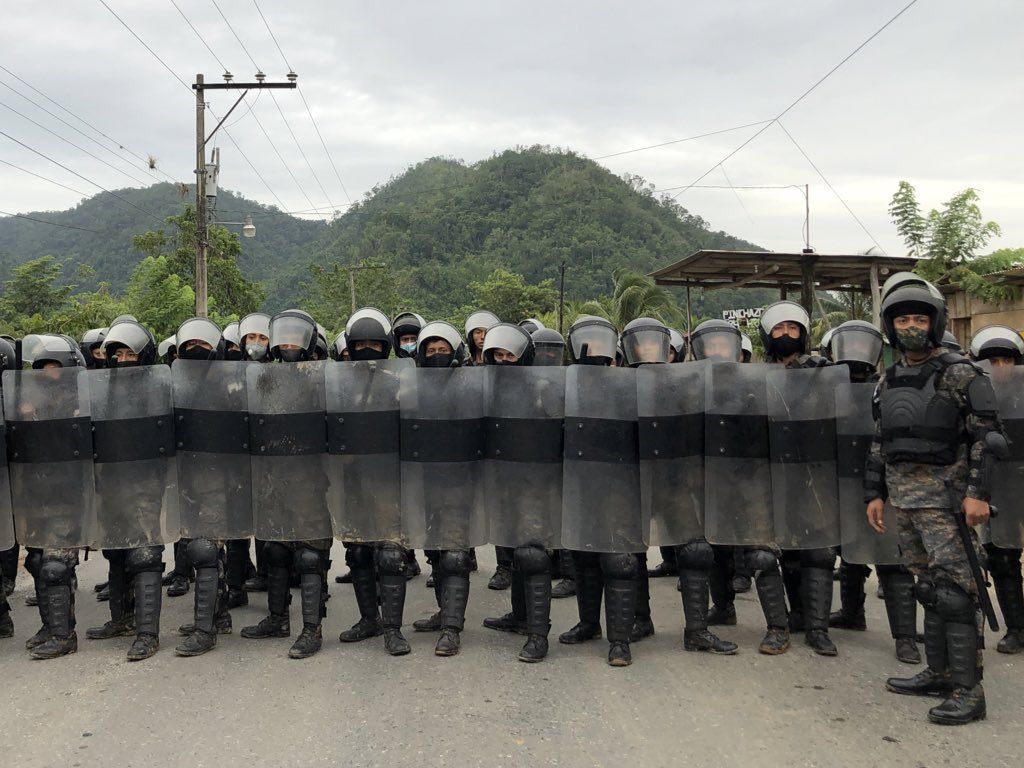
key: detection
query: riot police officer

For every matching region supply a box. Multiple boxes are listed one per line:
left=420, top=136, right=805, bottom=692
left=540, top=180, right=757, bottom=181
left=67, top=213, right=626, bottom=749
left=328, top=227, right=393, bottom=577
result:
left=0, top=336, right=15, bottom=638
left=967, top=325, right=1024, bottom=655
left=557, top=315, right=639, bottom=666
left=223, top=321, right=243, bottom=361
left=80, top=327, right=107, bottom=369
left=827, top=320, right=922, bottom=664
left=464, top=310, right=500, bottom=366
left=393, top=312, right=425, bottom=359
left=758, top=301, right=837, bottom=656
left=867, top=280, right=1004, bottom=724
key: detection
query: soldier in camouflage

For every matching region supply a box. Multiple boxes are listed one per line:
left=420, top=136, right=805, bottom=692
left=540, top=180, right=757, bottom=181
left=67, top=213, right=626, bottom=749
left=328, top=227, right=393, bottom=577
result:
left=865, top=279, right=1005, bottom=725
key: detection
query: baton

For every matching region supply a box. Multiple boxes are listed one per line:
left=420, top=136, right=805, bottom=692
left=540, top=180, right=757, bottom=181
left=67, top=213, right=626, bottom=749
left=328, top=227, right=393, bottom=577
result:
left=945, top=482, right=999, bottom=632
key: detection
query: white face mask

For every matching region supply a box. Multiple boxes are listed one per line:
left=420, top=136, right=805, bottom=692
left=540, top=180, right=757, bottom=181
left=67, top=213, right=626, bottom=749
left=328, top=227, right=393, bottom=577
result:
left=400, top=342, right=417, bottom=355
left=246, top=342, right=268, bottom=360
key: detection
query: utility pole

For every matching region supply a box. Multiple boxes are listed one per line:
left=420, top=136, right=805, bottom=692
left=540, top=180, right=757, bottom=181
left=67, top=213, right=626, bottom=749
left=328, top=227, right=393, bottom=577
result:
left=193, top=71, right=297, bottom=316
left=558, top=262, right=566, bottom=335
left=345, top=263, right=387, bottom=314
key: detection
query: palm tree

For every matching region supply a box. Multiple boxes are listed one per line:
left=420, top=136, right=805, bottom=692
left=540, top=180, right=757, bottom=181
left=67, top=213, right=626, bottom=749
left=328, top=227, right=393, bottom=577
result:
left=608, top=269, right=685, bottom=331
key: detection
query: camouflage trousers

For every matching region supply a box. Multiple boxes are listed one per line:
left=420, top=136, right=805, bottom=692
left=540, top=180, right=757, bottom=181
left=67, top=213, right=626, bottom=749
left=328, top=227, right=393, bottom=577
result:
left=893, top=506, right=977, bottom=596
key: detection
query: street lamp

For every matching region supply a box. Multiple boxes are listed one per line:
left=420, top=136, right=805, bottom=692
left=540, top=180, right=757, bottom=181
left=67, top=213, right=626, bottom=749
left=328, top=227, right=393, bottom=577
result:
left=217, top=214, right=257, bottom=238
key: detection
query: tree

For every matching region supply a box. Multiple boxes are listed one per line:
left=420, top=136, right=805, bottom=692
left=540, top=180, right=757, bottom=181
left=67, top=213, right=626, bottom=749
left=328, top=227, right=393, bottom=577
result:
left=0, top=256, right=74, bottom=322
left=462, top=268, right=558, bottom=326
left=123, top=256, right=195, bottom=340
left=888, top=181, right=1016, bottom=302
left=299, top=258, right=399, bottom=333
left=607, top=269, right=685, bottom=330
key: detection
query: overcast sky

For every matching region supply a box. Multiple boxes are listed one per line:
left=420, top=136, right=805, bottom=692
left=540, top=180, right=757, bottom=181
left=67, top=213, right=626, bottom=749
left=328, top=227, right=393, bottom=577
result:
left=2, top=0, right=1022, bottom=259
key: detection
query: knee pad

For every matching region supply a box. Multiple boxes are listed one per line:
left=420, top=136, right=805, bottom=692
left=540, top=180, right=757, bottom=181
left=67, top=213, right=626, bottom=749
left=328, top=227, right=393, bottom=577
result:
left=984, top=545, right=1022, bottom=578
left=599, top=552, right=638, bottom=580
left=39, top=559, right=73, bottom=587
left=376, top=546, right=408, bottom=576
left=294, top=547, right=324, bottom=576
left=439, top=549, right=470, bottom=577
left=24, top=548, right=43, bottom=579
left=514, top=546, right=550, bottom=577
left=801, top=547, right=836, bottom=571
left=933, top=580, right=976, bottom=624
left=745, top=549, right=778, bottom=573
left=186, top=538, right=219, bottom=569
left=676, top=539, right=714, bottom=570
left=126, top=546, right=165, bottom=575
left=345, top=544, right=375, bottom=569
left=914, top=579, right=937, bottom=610
left=265, top=541, right=292, bottom=569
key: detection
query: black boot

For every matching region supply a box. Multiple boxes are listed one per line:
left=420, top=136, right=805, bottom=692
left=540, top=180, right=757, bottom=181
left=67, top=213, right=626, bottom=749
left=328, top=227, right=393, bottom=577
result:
left=887, top=608, right=953, bottom=697
left=87, top=556, right=135, bottom=640
left=31, top=564, right=78, bottom=660
left=25, top=574, right=50, bottom=650
left=630, top=555, right=654, bottom=641
left=127, top=570, right=162, bottom=661
left=829, top=562, right=868, bottom=631
left=559, top=562, right=602, bottom=644
left=928, top=620, right=985, bottom=725
left=755, top=566, right=790, bottom=654
left=289, top=569, right=325, bottom=659
left=782, top=557, right=804, bottom=632
left=680, top=569, right=737, bottom=655
left=604, top=577, right=635, bottom=667
left=879, top=568, right=920, bottom=664
left=648, top=547, right=678, bottom=578
left=175, top=564, right=219, bottom=657
left=339, top=565, right=382, bottom=642
left=803, top=567, right=837, bottom=656
left=708, top=548, right=735, bottom=626
left=0, top=601, right=12, bottom=639
left=484, top=567, right=526, bottom=633
left=413, top=567, right=444, bottom=632
left=519, top=572, right=551, bottom=663
left=489, top=547, right=514, bottom=590
left=990, top=552, right=1024, bottom=654
left=379, top=569, right=410, bottom=656
left=241, top=565, right=291, bottom=639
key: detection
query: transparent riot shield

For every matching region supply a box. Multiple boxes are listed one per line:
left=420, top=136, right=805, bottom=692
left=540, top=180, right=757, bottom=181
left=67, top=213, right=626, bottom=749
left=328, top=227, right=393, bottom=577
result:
left=3, top=368, right=95, bottom=549
left=704, top=362, right=774, bottom=546
left=247, top=361, right=332, bottom=541
left=767, top=365, right=842, bottom=549
left=0, top=403, right=12, bottom=551
left=325, top=359, right=411, bottom=544
left=561, top=365, right=644, bottom=553
left=484, top=366, right=564, bottom=549
left=835, top=381, right=901, bottom=565
left=399, top=367, right=486, bottom=549
left=987, top=365, right=1024, bottom=549
left=172, top=359, right=253, bottom=540
left=89, top=366, right=178, bottom=548
left=638, top=361, right=707, bottom=547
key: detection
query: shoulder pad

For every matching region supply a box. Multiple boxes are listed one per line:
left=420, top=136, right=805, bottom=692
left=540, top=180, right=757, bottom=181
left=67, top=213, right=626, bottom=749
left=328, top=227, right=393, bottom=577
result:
left=936, top=351, right=976, bottom=370
left=966, top=373, right=998, bottom=416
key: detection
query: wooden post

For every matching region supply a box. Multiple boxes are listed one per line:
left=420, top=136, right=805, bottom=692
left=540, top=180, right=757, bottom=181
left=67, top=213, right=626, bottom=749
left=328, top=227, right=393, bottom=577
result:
left=869, top=263, right=881, bottom=328
left=800, top=251, right=816, bottom=315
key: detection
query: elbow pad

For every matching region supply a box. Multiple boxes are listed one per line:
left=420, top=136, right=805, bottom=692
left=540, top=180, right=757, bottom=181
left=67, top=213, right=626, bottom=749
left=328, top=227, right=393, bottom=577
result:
left=863, top=453, right=888, bottom=503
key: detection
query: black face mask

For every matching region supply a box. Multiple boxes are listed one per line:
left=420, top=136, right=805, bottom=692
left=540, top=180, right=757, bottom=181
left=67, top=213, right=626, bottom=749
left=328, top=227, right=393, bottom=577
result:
left=224, top=348, right=243, bottom=361
left=111, top=359, right=140, bottom=369
left=179, top=345, right=217, bottom=361
left=422, top=353, right=453, bottom=368
left=278, top=348, right=307, bottom=363
left=350, top=346, right=388, bottom=362
left=768, top=335, right=803, bottom=359
left=578, top=356, right=611, bottom=366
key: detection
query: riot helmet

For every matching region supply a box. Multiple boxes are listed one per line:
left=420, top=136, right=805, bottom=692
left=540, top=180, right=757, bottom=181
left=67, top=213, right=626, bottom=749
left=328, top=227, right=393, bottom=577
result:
left=392, top=311, right=425, bottom=358
left=942, top=330, right=963, bottom=352
left=758, top=301, right=810, bottom=360
left=110, top=314, right=138, bottom=326
left=103, top=319, right=157, bottom=367
left=621, top=317, right=670, bottom=367
left=969, top=325, right=1024, bottom=364
left=158, top=335, right=177, bottom=364
left=269, top=309, right=318, bottom=363
left=223, top=321, right=242, bottom=361
left=819, top=328, right=835, bottom=361
left=346, top=307, right=393, bottom=361
left=531, top=327, right=565, bottom=367
left=314, top=323, right=329, bottom=361
left=21, top=334, right=85, bottom=369
left=880, top=280, right=946, bottom=351
left=830, top=320, right=883, bottom=379
left=568, top=315, right=618, bottom=366
left=0, top=336, right=17, bottom=373
left=518, top=318, right=545, bottom=335
left=668, top=328, right=687, bottom=362
left=464, top=310, right=500, bottom=360
left=176, top=317, right=224, bottom=361
left=331, top=333, right=350, bottom=361
left=880, top=271, right=932, bottom=301
left=740, top=333, right=753, bottom=363
left=690, top=319, right=742, bottom=362
left=239, top=312, right=272, bottom=362
left=482, top=323, right=535, bottom=366
left=80, top=327, right=107, bottom=369
left=416, top=321, right=464, bottom=368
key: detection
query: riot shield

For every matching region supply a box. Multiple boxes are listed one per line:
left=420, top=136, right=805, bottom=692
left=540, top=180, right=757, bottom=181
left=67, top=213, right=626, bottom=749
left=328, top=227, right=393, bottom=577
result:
left=0, top=402, right=12, bottom=551
left=484, top=366, right=564, bottom=549
left=704, top=362, right=773, bottom=546
left=987, top=365, right=1024, bottom=549
left=325, top=359, right=411, bottom=544
left=835, top=381, right=901, bottom=565
left=638, top=360, right=707, bottom=547
left=247, top=361, right=332, bottom=541
left=399, top=367, right=486, bottom=549
left=561, top=365, right=644, bottom=553
left=766, top=365, right=842, bottom=550
left=2, top=368, right=95, bottom=549
left=172, top=359, right=253, bottom=540
left=90, top=366, right=178, bottom=548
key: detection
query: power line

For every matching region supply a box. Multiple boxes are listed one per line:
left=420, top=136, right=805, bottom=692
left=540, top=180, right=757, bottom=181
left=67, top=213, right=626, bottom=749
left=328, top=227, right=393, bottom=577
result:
left=0, top=209, right=99, bottom=233
left=671, top=0, right=920, bottom=199
left=253, top=0, right=353, bottom=203
left=98, top=0, right=193, bottom=94
left=775, top=120, right=883, bottom=251
left=591, top=120, right=774, bottom=160
left=170, top=0, right=229, bottom=72
left=0, top=158, right=92, bottom=197
left=0, top=129, right=165, bottom=224
left=0, top=98, right=153, bottom=187
left=209, top=0, right=335, bottom=219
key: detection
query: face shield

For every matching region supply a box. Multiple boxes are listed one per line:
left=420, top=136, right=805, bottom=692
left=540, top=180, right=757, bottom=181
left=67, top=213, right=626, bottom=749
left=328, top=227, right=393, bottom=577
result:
left=569, top=319, right=618, bottom=362
left=831, top=325, right=883, bottom=367
left=621, top=325, right=670, bottom=366
left=270, top=314, right=315, bottom=353
left=692, top=328, right=742, bottom=362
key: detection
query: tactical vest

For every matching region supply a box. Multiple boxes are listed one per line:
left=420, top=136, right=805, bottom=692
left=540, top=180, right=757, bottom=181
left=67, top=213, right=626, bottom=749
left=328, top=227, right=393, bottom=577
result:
left=878, top=354, right=964, bottom=465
